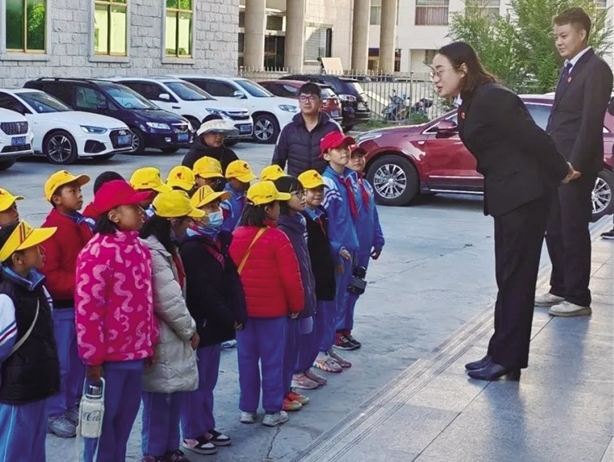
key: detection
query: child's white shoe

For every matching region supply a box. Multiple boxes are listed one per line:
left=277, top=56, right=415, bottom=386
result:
left=240, top=412, right=257, bottom=424
left=262, top=411, right=289, bottom=427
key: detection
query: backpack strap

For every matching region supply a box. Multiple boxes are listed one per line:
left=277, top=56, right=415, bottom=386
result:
left=237, top=228, right=266, bottom=275
left=9, top=299, right=39, bottom=356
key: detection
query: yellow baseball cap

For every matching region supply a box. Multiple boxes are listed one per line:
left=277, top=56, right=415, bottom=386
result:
left=130, top=167, right=172, bottom=193
left=0, top=221, right=57, bottom=262
left=226, top=160, right=257, bottom=183
left=44, top=170, right=90, bottom=201
left=0, top=188, right=24, bottom=212
left=247, top=181, right=291, bottom=206
left=152, top=190, right=205, bottom=219
left=298, top=170, right=328, bottom=190
left=166, top=166, right=196, bottom=192
left=193, top=157, right=224, bottom=179
left=260, top=165, right=286, bottom=182
left=190, top=185, right=232, bottom=209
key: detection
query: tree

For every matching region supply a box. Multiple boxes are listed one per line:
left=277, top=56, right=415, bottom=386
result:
left=449, top=0, right=613, bottom=93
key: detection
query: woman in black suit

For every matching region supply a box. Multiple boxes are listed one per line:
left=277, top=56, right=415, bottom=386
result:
left=431, top=42, right=575, bottom=381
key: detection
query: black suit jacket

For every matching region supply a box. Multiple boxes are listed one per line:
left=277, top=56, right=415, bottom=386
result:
left=458, top=83, right=569, bottom=217
left=547, top=49, right=613, bottom=174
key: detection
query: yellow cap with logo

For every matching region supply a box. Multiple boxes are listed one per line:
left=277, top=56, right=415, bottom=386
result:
left=247, top=181, right=291, bottom=206
left=0, top=221, right=57, bottom=262
left=166, top=166, right=196, bottom=192
left=298, top=170, right=328, bottom=190
left=225, top=160, right=257, bottom=183
left=190, top=185, right=232, bottom=209
left=130, top=167, right=172, bottom=193
left=192, top=157, right=224, bottom=179
left=0, top=188, right=24, bottom=212
left=44, top=170, right=90, bottom=201
left=260, top=165, right=286, bottom=182
left=152, top=190, right=205, bottom=218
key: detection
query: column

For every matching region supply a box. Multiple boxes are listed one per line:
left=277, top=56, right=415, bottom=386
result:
left=284, top=0, right=306, bottom=72
left=244, top=0, right=266, bottom=70
left=351, top=0, right=370, bottom=72
left=379, top=0, right=397, bottom=74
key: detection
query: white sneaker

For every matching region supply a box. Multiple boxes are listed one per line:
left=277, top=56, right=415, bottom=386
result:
left=535, top=292, right=565, bottom=307
left=549, top=301, right=592, bottom=317
left=262, top=411, right=289, bottom=427
left=240, top=412, right=257, bottom=424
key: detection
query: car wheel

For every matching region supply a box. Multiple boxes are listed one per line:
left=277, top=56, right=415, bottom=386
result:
left=187, top=117, right=201, bottom=132
left=161, top=147, right=179, bottom=154
left=366, top=155, right=419, bottom=206
left=44, top=130, right=78, bottom=164
left=253, top=114, right=279, bottom=144
left=0, top=159, right=16, bottom=171
left=591, top=169, right=613, bottom=221
left=130, top=128, right=146, bottom=154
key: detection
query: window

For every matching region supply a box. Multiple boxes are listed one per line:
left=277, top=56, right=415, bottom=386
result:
left=415, top=0, right=449, bottom=26
left=18, top=91, right=70, bottom=113
left=5, top=0, right=46, bottom=53
left=470, top=0, right=500, bottom=20
left=94, top=0, right=128, bottom=56
left=526, top=104, right=552, bottom=130
left=0, top=93, right=29, bottom=114
left=75, top=87, right=108, bottom=111
left=370, top=0, right=381, bottom=25
left=166, top=0, right=193, bottom=57
left=201, top=81, right=237, bottom=98
left=424, top=49, right=437, bottom=65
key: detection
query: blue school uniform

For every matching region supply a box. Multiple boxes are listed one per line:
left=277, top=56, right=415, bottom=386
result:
left=221, top=183, right=247, bottom=232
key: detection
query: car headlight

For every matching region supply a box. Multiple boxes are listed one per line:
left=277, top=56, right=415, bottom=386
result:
left=278, top=105, right=298, bottom=113
left=81, top=125, right=108, bottom=134
left=146, top=122, right=171, bottom=130
left=206, top=108, right=229, bottom=117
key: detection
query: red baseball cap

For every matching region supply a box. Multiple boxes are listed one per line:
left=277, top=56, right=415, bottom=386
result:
left=320, top=131, right=356, bottom=156
left=93, top=180, right=154, bottom=213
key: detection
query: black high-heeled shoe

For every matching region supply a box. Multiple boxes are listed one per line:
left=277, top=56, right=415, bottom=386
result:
left=465, top=355, right=492, bottom=371
left=467, top=362, right=521, bottom=381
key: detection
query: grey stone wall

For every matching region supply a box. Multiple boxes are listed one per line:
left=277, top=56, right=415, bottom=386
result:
left=0, top=0, right=239, bottom=88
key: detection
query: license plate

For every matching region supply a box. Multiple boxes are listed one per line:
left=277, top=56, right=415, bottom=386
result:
left=117, top=135, right=131, bottom=145
left=331, top=110, right=340, bottom=118
left=357, top=102, right=367, bottom=111
left=239, top=124, right=252, bottom=133
left=177, top=133, right=189, bottom=142
left=11, top=136, right=26, bottom=146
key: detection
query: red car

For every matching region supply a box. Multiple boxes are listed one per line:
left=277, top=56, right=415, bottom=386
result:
left=357, top=95, right=614, bottom=221
left=258, top=80, right=343, bottom=124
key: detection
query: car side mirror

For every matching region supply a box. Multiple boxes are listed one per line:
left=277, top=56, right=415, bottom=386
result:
left=159, top=93, right=171, bottom=101
left=434, top=120, right=458, bottom=138
left=233, top=90, right=245, bottom=98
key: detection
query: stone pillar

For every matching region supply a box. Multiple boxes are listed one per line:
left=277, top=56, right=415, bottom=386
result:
left=244, top=0, right=266, bottom=70
left=284, top=0, right=306, bottom=72
left=351, top=0, right=370, bottom=72
left=379, top=0, right=397, bottom=74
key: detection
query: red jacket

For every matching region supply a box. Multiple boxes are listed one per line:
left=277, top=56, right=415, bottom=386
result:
left=82, top=202, right=99, bottom=220
left=41, top=209, right=94, bottom=304
left=230, top=225, right=304, bottom=318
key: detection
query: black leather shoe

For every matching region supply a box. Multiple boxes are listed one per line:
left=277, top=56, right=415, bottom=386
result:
left=467, top=362, right=521, bottom=381
left=465, top=355, right=492, bottom=371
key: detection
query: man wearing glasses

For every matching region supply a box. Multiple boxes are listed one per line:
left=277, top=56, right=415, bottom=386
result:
left=272, top=83, right=342, bottom=177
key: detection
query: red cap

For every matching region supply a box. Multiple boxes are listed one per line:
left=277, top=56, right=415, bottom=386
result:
left=320, top=131, right=356, bottom=157
left=93, top=180, right=154, bottom=213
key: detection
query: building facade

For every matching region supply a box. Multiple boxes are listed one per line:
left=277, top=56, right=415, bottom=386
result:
left=0, top=0, right=239, bottom=88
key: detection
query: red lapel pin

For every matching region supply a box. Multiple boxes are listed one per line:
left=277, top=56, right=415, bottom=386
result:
left=567, top=77, right=572, bottom=83
left=461, top=112, right=466, bottom=119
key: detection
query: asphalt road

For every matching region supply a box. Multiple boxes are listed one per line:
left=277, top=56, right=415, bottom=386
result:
left=3, top=145, right=506, bottom=461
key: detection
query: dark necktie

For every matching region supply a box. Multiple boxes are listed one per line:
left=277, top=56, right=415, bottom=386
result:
left=560, top=62, right=573, bottom=86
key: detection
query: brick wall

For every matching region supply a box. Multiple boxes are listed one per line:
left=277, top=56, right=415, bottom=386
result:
left=0, top=0, right=239, bottom=88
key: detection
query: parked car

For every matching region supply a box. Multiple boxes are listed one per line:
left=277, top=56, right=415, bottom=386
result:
left=356, top=95, right=614, bottom=222
left=0, top=89, right=132, bottom=164
left=258, top=80, right=343, bottom=124
left=0, top=108, right=34, bottom=171
left=280, top=74, right=371, bottom=130
left=171, top=75, right=298, bottom=144
left=107, top=76, right=253, bottom=144
left=23, top=78, right=192, bottom=154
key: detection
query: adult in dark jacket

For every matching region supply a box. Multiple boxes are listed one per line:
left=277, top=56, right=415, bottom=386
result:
left=536, top=8, right=614, bottom=316
left=272, top=83, right=341, bottom=177
left=433, top=42, right=571, bottom=381
left=182, top=116, right=239, bottom=174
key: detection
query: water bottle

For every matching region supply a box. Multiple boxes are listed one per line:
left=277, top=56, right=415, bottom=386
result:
left=78, top=378, right=105, bottom=438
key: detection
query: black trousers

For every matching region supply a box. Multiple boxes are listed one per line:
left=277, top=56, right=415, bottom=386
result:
left=545, top=173, right=596, bottom=307
left=488, top=194, right=551, bottom=369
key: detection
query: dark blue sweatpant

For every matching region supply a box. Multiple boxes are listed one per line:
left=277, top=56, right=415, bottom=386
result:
left=283, top=318, right=300, bottom=392
left=142, top=391, right=184, bottom=457
left=0, top=400, right=47, bottom=462
left=343, top=253, right=370, bottom=331
left=296, top=304, right=326, bottom=371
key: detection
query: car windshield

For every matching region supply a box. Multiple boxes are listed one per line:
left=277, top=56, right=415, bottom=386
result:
left=165, top=81, right=213, bottom=101
left=235, top=79, right=273, bottom=98
left=321, top=88, right=336, bottom=99
left=347, top=81, right=366, bottom=96
left=104, top=86, right=158, bottom=109
left=19, top=91, right=71, bottom=113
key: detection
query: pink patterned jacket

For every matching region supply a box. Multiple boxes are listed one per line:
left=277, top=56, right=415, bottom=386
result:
left=75, top=230, right=158, bottom=366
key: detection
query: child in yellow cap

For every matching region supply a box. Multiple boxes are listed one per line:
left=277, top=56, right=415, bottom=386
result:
left=167, top=166, right=197, bottom=196
left=260, top=165, right=286, bottom=182
left=0, top=220, right=60, bottom=462
left=221, top=160, right=257, bottom=232
left=192, top=156, right=226, bottom=192
left=130, top=167, right=172, bottom=208
left=0, top=188, right=24, bottom=228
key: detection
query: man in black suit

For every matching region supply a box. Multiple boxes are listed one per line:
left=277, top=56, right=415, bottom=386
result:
left=536, top=8, right=614, bottom=317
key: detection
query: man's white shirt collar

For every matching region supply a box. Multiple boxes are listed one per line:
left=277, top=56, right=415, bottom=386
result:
left=565, top=47, right=591, bottom=72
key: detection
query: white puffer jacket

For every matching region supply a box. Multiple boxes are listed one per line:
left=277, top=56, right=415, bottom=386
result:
left=141, top=236, right=198, bottom=393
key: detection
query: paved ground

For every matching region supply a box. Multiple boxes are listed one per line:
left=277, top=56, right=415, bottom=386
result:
left=1, top=146, right=610, bottom=461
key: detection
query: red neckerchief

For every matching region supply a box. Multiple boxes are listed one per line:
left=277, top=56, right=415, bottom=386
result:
left=357, top=174, right=371, bottom=211
left=172, top=254, right=186, bottom=289
left=340, top=175, right=359, bottom=218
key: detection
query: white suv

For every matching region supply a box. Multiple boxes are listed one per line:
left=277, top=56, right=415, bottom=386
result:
left=0, top=89, right=132, bottom=165
left=171, top=75, right=299, bottom=144
left=108, top=77, right=253, bottom=143
left=0, top=107, right=34, bottom=171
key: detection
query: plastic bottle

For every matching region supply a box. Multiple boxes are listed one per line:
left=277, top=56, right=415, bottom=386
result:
left=79, top=380, right=105, bottom=438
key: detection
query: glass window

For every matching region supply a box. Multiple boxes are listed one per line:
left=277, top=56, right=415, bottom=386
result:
left=0, top=93, right=29, bottom=113
left=5, top=0, right=46, bottom=53
left=370, top=0, right=381, bottom=25
left=415, top=0, right=449, bottom=26
left=103, top=86, right=158, bottom=109
left=75, top=87, right=108, bottom=110
left=525, top=104, right=552, bottom=130
left=203, top=81, right=237, bottom=97
left=235, top=80, right=273, bottom=98
left=165, top=81, right=213, bottom=101
left=18, top=91, right=70, bottom=113
left=94, top=0, right=128, bottom=56
left=166, top=0, right=193, bottom=57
